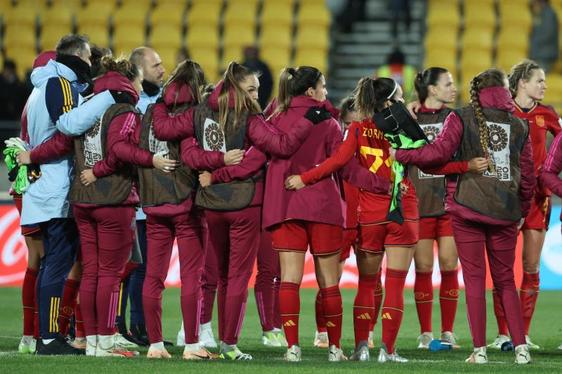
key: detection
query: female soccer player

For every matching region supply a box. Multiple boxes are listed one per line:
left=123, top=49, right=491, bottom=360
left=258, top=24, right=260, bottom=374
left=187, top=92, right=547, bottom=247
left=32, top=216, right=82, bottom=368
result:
left=490, top=60, right=561, bottom=350
left=392, top=68, right=535, bottom=364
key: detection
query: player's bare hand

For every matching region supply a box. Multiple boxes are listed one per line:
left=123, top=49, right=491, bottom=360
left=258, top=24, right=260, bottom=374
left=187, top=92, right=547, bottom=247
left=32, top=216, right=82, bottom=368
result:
left=468, top=157, right=488, bottom=174
left=224, top=149, right=244, bottom=165
left=153, top=155, right=178, bottom=172
left=16, top=151, right=31, bottom=165
left=80, top=169, right=97, bottom=186
left=199, top=171, right=212, bottom=187
left=285, top=175, right=305, bottom=190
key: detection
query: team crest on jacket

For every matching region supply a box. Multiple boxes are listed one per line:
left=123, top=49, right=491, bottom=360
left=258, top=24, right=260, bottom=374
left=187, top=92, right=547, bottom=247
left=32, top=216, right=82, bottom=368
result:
left=418, top=122, right=444, bottom=179
left=203, top=118, right=226, bottom=152
left=83, top=119, right=103, bottom=167
left=484, top=121, right=511, bottom=181
left=148, top=126, right=169, bottom=157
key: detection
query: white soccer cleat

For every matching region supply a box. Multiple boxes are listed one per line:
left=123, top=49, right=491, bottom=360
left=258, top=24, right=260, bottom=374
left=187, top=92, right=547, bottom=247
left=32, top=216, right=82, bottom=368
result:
left=147, top=346, right=172, bottom=359
left=176, top=322, right=185, bottom=346
left=313, top=331, right=329, bottom=348
left=262, top=330, right=283, bottom=347
left=417, top=332, right=434, bottom=349
left=328, top=345, right=347, bottom=362
left=114, top=333, right=138, bottom=349
left=525, top=335, right=540, bottom=350
left=273, top=328, right=288, bottom=346
left=514, top=344, right=531, bottom=364
left=284, top=345, right=302, bottom=362
left=378, top=347, right=408, bottom=363
left=441, top=331, right=460, bottom=348
left=465, top=346, right=488, bottom=364
left=349, top=343, right=369, bottom=361
left=487, top=334, right=510, bottom=349
left=18, top=336, right=36, bottom=354
left=198, top=322, right=218, bottom=349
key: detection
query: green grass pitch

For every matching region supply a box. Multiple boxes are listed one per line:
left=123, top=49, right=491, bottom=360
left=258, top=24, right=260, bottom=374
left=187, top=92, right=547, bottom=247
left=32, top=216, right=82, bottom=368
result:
left=1, top=288, right=562, bottom=373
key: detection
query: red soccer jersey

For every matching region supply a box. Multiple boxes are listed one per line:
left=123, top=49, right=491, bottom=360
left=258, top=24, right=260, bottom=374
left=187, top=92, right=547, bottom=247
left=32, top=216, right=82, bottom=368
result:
left=301, top=118, right=418, bottom=224
left=514, top=103, right=561, bottom=174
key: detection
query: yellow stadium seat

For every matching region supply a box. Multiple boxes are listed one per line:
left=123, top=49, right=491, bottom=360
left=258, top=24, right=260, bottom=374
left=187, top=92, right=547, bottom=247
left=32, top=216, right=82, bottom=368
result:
left=150, top=3, right=186, bottom=28
left=3, top=27, right=36, bottom=51
left=261, top=1, right=293, bottom=28
left=499, top=3, right=532, bottom=33
left=7, top=47, right=37, bottom=80
left=40, top=23, right=73, bottom=50
left=496, top=48, right=528, bottom=73
left=153, top=46, right=179, bottom=79
left=259, top=24, right=292, bottom=49
left=112, top=24, right=146, bottom=53
left=298, top=2, right=331, bottom=28
left=223, top=24, right=255, bottom=50
left=425, top=25, right=458, bottom=51
left=78, top=23, right=110, bottom=46
left=544, top=73, right=562, bottom=100
left=462, top=28, right=493, bottom=51
left=295, top=25, right=329, bottom=50
left=260, top=45, right=291, bottom=70
left=155, top=0, right=188, bottom=5
left=187, top=2, right=221, bottom=28
left=496, top=25, right=529, bottom=52
left=424, top=49, right=457, bottom=77
left=294, top=48, right=327, bottom=73
left=224, top=1, right=258, bottom=28
left=222, top=45, right=244, bottom=65
left=112, top=2, right=149, bottom=28
left=464, top=1, right=496, bottom=30
left=427, top=2, right=460, bottom=29
left=119, top=0, right=153, bottom=7
left=461, top=53, right=493, bottom=84
left=39, top=4, right=72, bottom=29
left=2, top=3, right=38, bottom=28
left=186, top=24, right=219, bottom=50
left=149, top=24, right=183, bottom=50
left=75, top=2, right=113, bottom=29
left=190, top=48, right=220, bottom=82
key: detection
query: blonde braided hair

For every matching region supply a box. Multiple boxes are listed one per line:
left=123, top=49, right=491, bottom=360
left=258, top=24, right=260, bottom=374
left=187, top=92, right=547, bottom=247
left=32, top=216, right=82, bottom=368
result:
left=468, top=68, right=507, bottom=173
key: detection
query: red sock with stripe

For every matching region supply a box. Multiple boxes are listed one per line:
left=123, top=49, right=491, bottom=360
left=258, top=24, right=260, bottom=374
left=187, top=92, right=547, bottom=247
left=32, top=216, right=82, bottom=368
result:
left=58, top=278, right=80, bottom=336
left=382, top=268, right=408, bottom=354
left=315, top=289, right=327, bottom=333
left=321, top=285, right=343, bottom=348
left=75, top=303, right=85, bottom=338
left=492, top=288, right=509, bottom=335
left=371, top=271, right=383, bottom=331
left=279, top=282, right=300, bottom=347
left=22, top=268, right=38, bottom=336
left=439, top=269, right=459, bottom=333
left=520, top=272, right=540, bottom=335
left=414, top=271, right=433, bottom=334
left=353, top=274, right=377, bottom=346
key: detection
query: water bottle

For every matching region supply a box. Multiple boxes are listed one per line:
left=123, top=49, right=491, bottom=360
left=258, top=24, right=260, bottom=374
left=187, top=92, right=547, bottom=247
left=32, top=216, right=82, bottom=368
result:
left=501, top=341, right=514, bottom=352
left=429, top=339, right=453, bottom=352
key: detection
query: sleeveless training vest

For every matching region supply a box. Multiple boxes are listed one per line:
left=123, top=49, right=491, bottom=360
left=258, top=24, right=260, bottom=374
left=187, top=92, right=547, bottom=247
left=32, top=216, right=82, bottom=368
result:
left=408, top=108, right=451, bottom=217
left=193, top=101, right=258, bottom=211
left=454, top=106, right=529, bottom=221
left=137, top=103, right=197, bottom=207
left=70, top=103, right=137, bottom=205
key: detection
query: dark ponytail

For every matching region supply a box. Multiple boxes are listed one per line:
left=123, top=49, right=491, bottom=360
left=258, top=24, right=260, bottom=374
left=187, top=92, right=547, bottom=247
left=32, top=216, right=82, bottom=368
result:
left=275, top=66, right=323, bottom=114
left=354, top=77, right=397, bottom=118
left=162, top=59, right=206, bottom=109
left=414, top=67, right=448, bottom=103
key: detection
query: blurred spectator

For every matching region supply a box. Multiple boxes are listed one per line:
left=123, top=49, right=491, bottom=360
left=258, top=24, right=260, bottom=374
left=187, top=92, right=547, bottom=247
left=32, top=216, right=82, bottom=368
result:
left=375, top=48, right=417, bottom=101
left=242, top=46, right=273, bottom=109
left=0, top=59, right=28, bottom=120
left=389, top=0, right=411, bottom=39
left=530, top=0, right=559, bottom=72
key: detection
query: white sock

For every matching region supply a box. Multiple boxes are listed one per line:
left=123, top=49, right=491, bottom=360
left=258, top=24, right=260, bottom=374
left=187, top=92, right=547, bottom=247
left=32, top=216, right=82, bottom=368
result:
left=22, top=335, right=34, bottom=344
left=42, top=338, right=54, bottom=344
left=150, top=342, right=165, bottom=350
left=200, top=322, right=212, bottom=331
left=184, top=342, right=200, bottom=351
left=86, top=335, right=97, bottom=347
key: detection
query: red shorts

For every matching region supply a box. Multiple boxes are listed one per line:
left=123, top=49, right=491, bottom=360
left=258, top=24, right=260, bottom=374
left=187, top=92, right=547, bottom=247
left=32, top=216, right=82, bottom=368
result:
left=358, top=219, right=418, bottom=254
left=340, top=228, right=357, bottom=261
left=418, top=214, right=453, bottom=240
left=521, top=195, right=551, bottom=230
left=271, top=220, right=343, bottom=256
left=13, top=195, right=41, bottom=237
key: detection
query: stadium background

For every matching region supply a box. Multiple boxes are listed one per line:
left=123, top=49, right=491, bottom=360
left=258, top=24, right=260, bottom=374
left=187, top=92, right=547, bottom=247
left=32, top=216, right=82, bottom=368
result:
left=1, top=0, right=562, bottom=290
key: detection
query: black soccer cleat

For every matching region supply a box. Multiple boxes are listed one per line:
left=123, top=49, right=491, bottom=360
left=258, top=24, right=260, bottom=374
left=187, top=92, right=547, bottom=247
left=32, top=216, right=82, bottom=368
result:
left=36, top=336, right=85, bottom=356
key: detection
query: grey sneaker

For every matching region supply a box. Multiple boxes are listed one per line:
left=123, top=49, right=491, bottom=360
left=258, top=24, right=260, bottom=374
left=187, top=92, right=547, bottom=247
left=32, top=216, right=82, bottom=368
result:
left=417, top=332, right=433, bottom=349
left=465, top=347, right=488, bottom=364
left=378, top=347, right=408, bottom=363
left=349, top=342, right=369, bottom=361
left=328, top=345, right=347, bottom=362
left=514, top=344, right=531, bottom=364
left=487, top=334, right=510, bottom=349
left=284, top=345, right=301, bottom=362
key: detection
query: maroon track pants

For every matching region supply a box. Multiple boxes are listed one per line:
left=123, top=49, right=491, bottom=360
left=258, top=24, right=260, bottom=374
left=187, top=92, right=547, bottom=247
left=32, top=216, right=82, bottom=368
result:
left=74, top=205, right=135, bottom=336
left=142, top=210, right=207, bottom=344
left=451, top=216, right=525, bottom=348
left=205, top=206, right=261, bottom=345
